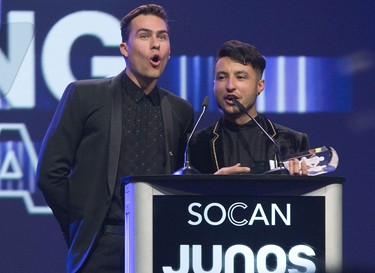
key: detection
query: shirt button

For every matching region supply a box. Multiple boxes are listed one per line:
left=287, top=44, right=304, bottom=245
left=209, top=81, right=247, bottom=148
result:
left=168, top=151, right=173, bottom=156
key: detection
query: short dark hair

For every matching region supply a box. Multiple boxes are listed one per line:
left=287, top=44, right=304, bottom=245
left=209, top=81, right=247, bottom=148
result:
left=216, top=40, right=266, bottom=78
left=120, top=4, right=169, bottom=42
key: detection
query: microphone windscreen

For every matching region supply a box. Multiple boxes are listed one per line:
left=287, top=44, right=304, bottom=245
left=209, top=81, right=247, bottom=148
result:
left=232, top=98, right=246, bottom=113
left=202, top=96, right=209, bottom=108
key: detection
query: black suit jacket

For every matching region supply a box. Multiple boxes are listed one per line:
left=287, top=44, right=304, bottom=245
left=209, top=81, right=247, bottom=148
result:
left=36, top=70, right=194, bottom=272
left=190, top=115, right=310, bottom=174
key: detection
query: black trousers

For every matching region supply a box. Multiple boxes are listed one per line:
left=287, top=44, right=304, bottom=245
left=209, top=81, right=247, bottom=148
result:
left=78, top=232, right=124, bottom=273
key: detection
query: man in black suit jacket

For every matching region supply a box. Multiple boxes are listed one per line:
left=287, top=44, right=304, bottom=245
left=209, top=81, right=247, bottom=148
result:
left=37, top=4, right=193, bottom=273
left=190, top=40, right=309, bottom=175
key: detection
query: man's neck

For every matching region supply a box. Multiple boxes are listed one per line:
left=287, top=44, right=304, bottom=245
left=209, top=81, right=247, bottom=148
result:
left=125, top=70, right=157, bottom=94
left=225, top=111, right=259, bottom=126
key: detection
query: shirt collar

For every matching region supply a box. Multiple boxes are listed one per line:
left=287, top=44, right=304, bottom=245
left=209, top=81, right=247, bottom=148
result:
left=123, top=73, right=160, bottom=105
left=222, top=115, right=261, bottom=131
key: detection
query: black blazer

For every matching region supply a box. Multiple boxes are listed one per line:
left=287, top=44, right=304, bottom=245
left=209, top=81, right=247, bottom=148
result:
left=36, top=70, right=194, bottom=272
left=190, top=114, right=310, bottom=174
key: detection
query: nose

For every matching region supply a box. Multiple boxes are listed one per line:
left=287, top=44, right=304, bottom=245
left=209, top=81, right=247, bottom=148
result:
left=151, top=36, right=160, bottom=50
left=226, top=78, right=235, bottom=92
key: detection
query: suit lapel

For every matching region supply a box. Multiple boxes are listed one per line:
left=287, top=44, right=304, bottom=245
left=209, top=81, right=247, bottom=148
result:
left=265, top=117, right=277, bottom=138
left=210, top=120, right=225, bottom=172
left=160, top=91, right=174, bottom=174
left=107, top=71, right=124, bottom=196
left=263, top=116, right=278, bottom=159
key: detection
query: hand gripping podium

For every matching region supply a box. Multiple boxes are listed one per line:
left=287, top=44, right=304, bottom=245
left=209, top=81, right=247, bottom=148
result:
left=122, top=175, right=343, bottom=273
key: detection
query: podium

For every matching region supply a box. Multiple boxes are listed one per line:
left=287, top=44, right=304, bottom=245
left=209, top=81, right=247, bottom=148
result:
left=122, top=175, right=343, bottom=273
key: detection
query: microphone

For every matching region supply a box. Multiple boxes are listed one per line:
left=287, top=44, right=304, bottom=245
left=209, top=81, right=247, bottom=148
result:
left=231, top=98, right=289, bottom=174
left=173, top=96, right=209, bottom=175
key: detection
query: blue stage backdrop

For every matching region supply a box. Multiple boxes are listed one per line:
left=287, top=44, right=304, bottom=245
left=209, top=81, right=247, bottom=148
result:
left=0, top=1, right=374, bottom=272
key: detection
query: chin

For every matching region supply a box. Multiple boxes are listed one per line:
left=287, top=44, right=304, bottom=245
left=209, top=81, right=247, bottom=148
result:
left=222, top=105, right=237, bottom=114
left=144, top=70, right=162, bottom=79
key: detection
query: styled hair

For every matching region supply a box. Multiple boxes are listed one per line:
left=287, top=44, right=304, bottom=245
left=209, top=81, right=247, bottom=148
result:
left=216, top=40, right=266, bottom=78
left=120, top=4, right=169, bottom=42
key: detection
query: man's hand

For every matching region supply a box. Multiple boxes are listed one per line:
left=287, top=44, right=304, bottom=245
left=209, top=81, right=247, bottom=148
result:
left=214, top=163, right=251, bottom=175
left=288, top=158, right=308, bottom=175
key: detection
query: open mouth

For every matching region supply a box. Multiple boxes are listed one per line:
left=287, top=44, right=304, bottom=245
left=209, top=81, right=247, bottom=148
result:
left=150, top=54, right=161, bottom=66
left=225, top=95, right=237, bottom=104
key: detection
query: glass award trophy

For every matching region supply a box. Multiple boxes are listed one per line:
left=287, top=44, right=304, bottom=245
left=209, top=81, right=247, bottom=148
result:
left=281, top=146, right=339, bottom=176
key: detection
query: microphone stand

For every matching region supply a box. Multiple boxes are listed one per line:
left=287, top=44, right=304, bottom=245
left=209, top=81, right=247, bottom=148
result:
left=173, top=96, right=209, bottom=175
left=232, top=98, right=289, bottom=174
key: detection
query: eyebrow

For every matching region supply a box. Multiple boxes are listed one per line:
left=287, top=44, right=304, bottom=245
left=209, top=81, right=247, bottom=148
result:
left=216, top=70, right=248, bottom=76
left=136, top=28, right=169, bottom=35
left=215, top=71, right=228, bottom=77
left=234, top=71, right=249, bottom=76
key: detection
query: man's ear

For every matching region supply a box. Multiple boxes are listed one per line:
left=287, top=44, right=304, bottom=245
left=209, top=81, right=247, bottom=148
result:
left=257, top=79, right=265, bottom=95
left=120, top=42, right=128, bottom=57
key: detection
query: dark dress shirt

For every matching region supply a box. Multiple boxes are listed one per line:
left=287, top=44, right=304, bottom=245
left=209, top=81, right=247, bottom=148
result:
left=222, top=116, right=269, bottom=170
left=106, top=74, right=165, bottom=223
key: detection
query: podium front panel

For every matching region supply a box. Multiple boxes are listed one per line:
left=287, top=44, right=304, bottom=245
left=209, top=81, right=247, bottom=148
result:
left=123, top=175, right=343, bottom=273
